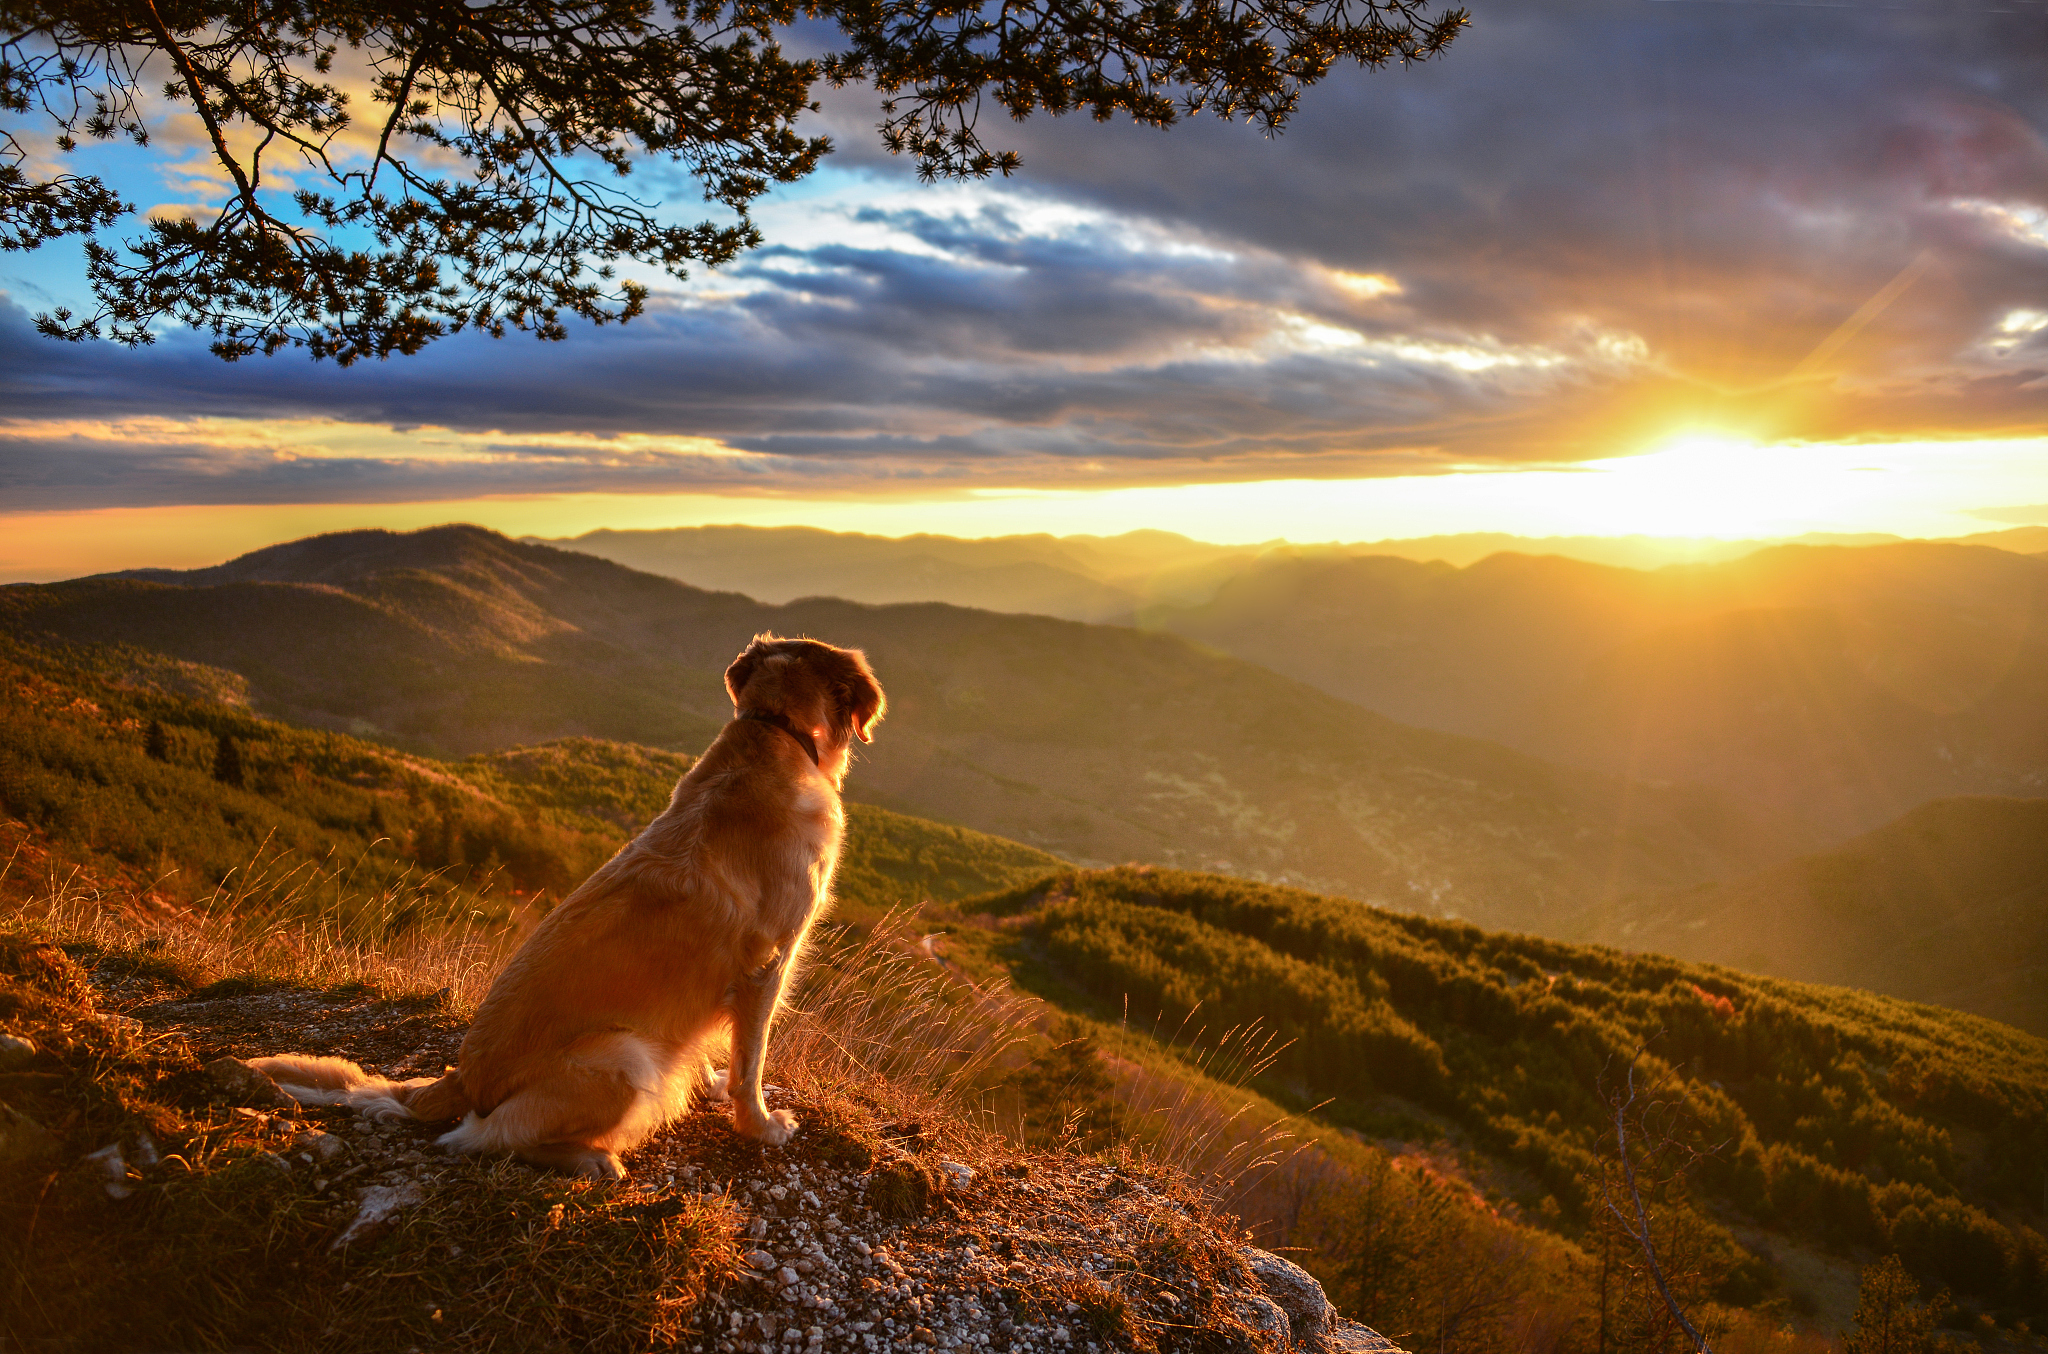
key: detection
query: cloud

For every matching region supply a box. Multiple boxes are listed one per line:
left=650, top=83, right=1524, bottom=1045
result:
left=5, top=0, right=2048, bottom=512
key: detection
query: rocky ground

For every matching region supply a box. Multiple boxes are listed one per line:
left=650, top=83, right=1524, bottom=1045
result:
left=40, top=965, right=1405, bottom=1354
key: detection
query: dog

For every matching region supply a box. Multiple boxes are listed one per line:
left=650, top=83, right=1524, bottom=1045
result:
left=250, top=633, right=885, bottom=1179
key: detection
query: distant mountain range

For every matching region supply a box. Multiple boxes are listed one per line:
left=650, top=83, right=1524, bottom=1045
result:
left=535, top=522, right=2048, bottom=624
left=532, top=525, right=1259, bottom=623
left=1574, top=794, right=2048, bottom=1035
left=0, top=525, right=1786, bottom=931
left=1146, top=541, right=2048, bottom=842
left=542, top=523, right=2048, bottom=842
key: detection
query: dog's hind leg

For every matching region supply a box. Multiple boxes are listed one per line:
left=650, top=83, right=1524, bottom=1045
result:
left=727, top=948, right=799, bottom=1145
left=517, top=1140, right=627, bottom=1180
left=700, top=1055, right=732, bottom=1104
left=436, top=1033, right=689, bottom=1179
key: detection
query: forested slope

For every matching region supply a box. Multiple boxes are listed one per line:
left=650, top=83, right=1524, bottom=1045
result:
left=961, top=867, right=2048, bottom=1330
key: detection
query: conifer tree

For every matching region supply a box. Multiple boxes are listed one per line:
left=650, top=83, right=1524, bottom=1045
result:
left=212, top=731, right=243, bottom=788
left=1844, top=1257, right=1944, bottom=1354
left=3, top=0, right=1464, bottom=361
left=1011, top=1019, right=1129, bottom=1151
left=143, top=719, right=168, bottom=762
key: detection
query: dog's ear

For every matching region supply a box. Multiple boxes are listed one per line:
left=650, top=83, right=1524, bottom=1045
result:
left=724, top=633, right=779, bottom=707
left=834, top=650, right=886, bottom=744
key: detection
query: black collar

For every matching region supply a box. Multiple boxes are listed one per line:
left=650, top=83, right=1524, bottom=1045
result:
left=737, top=709, right=820, bottom=768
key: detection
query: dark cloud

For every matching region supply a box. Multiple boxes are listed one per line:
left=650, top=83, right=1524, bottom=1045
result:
left=5, top=0, right=2048, bottom=509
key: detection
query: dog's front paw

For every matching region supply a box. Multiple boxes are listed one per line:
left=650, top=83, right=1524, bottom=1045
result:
left=740, top=1108, right=798, bottom=1146
left=703, top=1066, right=732, bottom=1104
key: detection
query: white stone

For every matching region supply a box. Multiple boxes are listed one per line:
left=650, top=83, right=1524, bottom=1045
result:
left=1243, top=1247, right=1334, bottom=1345
left=331, top=1183, right=423, bottom=1251
left=1323, top=1319, right=1406, bottom=1354
left=1229, top=1293, right=1291, bottom=1348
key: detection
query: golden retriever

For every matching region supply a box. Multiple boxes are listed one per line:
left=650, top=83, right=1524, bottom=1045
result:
left=250, top=633, right=885, bottom=1178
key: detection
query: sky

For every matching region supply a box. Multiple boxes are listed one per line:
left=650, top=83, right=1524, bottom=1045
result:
left=6, top=0, right=2048, bottom=579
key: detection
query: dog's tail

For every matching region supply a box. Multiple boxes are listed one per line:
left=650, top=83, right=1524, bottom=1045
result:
left=247, top=1055, right=471, bottom=1124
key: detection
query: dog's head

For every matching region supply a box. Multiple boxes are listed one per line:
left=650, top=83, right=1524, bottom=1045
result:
left=724, top=633, right=887, bottom=747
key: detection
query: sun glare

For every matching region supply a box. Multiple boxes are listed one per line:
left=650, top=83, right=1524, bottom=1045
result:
left=3, top=421, right=2044, bottom=579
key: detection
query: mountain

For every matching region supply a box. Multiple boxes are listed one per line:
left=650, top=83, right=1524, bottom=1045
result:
left=0, top=526, right=1787, bottom=931
left=1142, top=542, right=2048, bottom=842
left=1570, top=795, right=2048, bottom=1034
left=531, top=525, right=1262, bottom=623
left=537, top=524, right=2048, bottom=628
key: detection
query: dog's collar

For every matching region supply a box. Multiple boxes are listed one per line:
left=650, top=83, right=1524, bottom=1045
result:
left=737, top=709, right=821, bottom=768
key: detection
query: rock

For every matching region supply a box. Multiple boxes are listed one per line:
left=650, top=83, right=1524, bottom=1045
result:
left=1321, top=1319, right=1406, bottom=1354
left=1230, top=1292, right=1292, bottom=1348
left=330, top=1182, right=424, bottom=1251
left=940, top=1160, right=976, bottom=1187
left=0, top=1104, right=58, bottom=1168
left=85, top=1141, right=133, bottom=1199
left=746, top=1249, right=778, bottom=1271
left=294, top=1130, right=347, bottom=1163
left=205, top=1056, right=291, bottom=1108
left=1244, top=1247, right=1334, bottom=1344
left=0, top=1032, right=36, bottom=1068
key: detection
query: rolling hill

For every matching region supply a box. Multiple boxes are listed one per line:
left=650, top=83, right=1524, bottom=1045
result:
left=954, top=865, right=2048, bottom=1334
left=0, top=636, right=1061, bottom=921
left=1142, top=542, right=2048, bottom=842
left=1570, top=795, right=2048, bottom=1035
left=0, top=525, right=1787, bottom=931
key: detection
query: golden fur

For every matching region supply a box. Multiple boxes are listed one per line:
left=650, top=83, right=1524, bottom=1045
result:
left=251, top=634, right=886, bottom=1178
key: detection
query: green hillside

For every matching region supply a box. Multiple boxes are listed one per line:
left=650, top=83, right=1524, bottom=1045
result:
left=1143, top=542, right=2048, bottom=843
left=0, top=638, right=1059, bottom=921
left=8, top=634, right=2047, bottom=1348
left=0, top=524, right=1787, bottom=932
left=958, top=865, right=2048, bottom=1330
left=1574, top=796, right=2048, bottom=1035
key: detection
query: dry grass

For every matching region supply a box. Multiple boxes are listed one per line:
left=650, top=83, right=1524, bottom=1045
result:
left=0, top=844, right=1325, bottom=1354
left=777, top=912, right=1037, bottom=1114
left=1102, top=1011, right=1307, bottom=1219
left=10, top=837, right=524, bottom=1011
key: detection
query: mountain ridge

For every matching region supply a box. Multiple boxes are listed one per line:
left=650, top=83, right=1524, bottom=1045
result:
left=3, top=524, right=1788, bottom=932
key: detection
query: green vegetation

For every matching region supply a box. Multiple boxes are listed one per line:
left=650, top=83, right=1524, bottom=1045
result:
left=1843, top=1256, right=1959, bottom=1354
left=962, top=866, right=2048, bottom=1332
left=0, top=638, right=1062, bottom=927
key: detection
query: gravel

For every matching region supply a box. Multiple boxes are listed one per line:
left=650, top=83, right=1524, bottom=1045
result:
left=118, top=983, right=1404, bottom=1354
